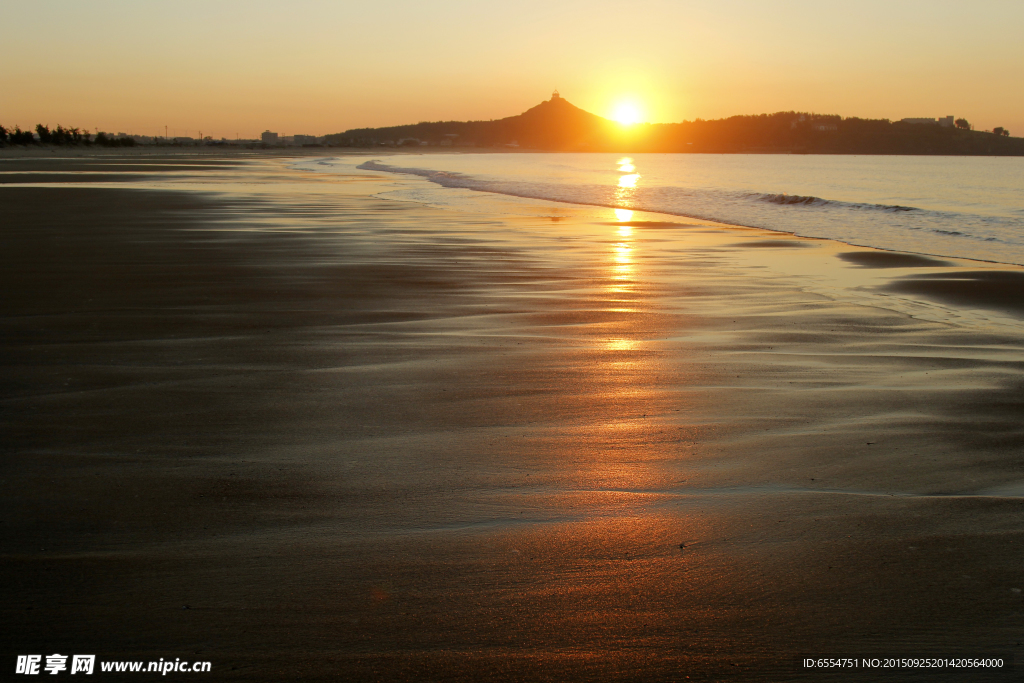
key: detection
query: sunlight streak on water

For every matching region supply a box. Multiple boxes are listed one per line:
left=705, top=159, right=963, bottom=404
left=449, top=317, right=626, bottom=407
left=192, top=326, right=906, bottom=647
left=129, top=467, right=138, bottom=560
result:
left=618, top=173, right=640, bottom=189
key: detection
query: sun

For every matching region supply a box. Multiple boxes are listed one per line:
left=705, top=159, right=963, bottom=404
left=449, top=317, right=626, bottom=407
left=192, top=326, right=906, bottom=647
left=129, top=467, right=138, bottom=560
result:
left=611, top=102, right=643, bottom=125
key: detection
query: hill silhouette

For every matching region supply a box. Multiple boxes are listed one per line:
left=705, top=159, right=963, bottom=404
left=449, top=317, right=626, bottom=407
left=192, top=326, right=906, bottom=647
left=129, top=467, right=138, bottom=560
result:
left=327, top=94, right=1024, bottom=156
left=332, top=93, right=617, bottom=151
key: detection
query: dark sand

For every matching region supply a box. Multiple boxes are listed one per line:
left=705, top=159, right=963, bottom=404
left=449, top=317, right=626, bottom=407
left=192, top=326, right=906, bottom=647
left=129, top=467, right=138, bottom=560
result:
left=734, top=239, right=816, bottom=248
left=885, top=271, right=1024, bottom=316
left=839, top=251, right=953, bottom=269
left=3, top=153, right=1024, bottom=681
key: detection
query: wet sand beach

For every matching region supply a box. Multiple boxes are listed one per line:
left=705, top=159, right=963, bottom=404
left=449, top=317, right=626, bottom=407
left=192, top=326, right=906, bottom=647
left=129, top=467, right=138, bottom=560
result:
left=3, top=152, right=1024, bottom=681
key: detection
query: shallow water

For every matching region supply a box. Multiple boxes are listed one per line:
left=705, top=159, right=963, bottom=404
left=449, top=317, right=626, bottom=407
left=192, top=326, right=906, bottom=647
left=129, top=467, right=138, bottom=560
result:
left=296, top=153, right=1024, bottom=265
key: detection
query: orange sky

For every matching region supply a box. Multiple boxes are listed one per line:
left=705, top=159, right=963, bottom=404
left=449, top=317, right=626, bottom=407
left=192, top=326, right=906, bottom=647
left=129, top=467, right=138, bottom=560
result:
left=4, top=0, right=1023, bottom=138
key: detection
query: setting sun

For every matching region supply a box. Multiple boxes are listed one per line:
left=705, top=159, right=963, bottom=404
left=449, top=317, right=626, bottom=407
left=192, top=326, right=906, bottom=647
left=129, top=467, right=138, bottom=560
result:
left=611, top=102, right=643, bottom=125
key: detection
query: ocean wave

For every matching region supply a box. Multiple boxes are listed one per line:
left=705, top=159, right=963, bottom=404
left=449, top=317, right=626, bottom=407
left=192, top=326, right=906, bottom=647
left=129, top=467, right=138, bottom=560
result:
left=758, top=193, right=825, bottom=206
left=359, top=161, right=480, bottom=189
left=755, top=192, right=918, bottom=212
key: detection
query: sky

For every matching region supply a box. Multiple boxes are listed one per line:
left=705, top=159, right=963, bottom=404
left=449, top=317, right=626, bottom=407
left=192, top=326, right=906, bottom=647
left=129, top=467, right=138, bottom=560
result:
left=3, top=0, right=1023, bottom=139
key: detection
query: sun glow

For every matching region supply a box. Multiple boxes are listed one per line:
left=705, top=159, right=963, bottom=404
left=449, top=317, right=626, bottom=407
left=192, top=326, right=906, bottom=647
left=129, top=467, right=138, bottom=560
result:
left=611, top=102, right=643, bottom=125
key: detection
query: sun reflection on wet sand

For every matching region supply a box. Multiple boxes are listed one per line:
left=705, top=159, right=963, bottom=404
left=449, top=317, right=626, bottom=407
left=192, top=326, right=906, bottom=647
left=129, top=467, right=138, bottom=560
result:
left=604, top=338, right=638, bottom=352
left=604, top=203, right=641, bottom=359
left=613, top=242, right=631, bottom=263
left=610, top=220, right=636, bottom=294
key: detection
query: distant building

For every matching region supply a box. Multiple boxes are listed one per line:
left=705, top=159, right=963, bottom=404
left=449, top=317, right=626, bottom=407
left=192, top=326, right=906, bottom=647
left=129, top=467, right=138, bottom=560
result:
left=261, top=130, right=279, bottom=144
left=813, top=123, right=837, bottom=132
left=938, top=116, right=954, bottom=128
left=552, top=90, right=561, bottom=100
left=293, top=134, right=318, bottom=145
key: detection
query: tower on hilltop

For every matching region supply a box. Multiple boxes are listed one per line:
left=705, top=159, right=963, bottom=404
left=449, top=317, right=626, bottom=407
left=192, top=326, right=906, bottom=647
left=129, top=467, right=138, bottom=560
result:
left=552, top=90, right=561, bottom=100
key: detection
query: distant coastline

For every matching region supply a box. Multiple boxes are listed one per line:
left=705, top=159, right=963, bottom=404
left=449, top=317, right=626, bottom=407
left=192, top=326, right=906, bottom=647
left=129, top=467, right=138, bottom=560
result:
left=4, top=96, right=1022, bottom=156
left=326, top=95, right=1024, bottom=156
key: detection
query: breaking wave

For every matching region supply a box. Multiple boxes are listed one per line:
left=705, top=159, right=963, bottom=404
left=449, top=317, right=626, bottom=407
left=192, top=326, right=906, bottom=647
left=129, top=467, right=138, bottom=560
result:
left=755, top=192, right=918, bottom=212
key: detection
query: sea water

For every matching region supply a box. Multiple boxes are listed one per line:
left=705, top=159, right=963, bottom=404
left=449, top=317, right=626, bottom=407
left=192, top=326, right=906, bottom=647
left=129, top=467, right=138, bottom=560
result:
left=295, top=153, right=1024, bottom=266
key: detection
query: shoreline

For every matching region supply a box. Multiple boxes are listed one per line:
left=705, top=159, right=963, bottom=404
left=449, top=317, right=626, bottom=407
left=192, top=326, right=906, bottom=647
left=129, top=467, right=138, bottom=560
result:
left=333, top=152, right=1024, bottom=270
left=3, top=151, right=1024, bottom=681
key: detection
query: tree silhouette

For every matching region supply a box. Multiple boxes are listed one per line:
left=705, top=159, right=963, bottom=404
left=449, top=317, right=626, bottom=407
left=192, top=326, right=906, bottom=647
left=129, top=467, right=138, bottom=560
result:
left=955, top=118, right=970, bottom=130
left=8, top=126, right=35, bottom=145
left=94, top=131, right=136, bottom=147
left=18, top=123, right=93, bottom=146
